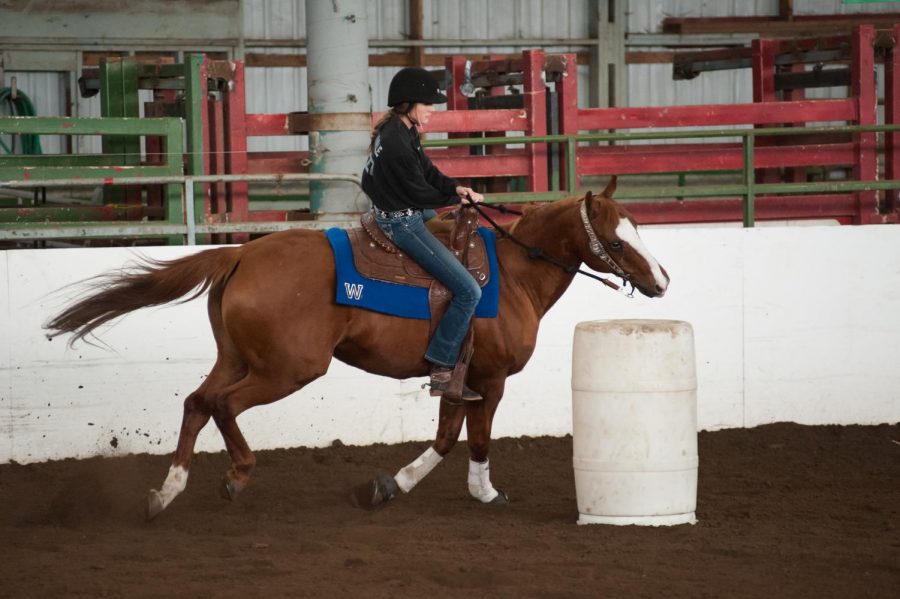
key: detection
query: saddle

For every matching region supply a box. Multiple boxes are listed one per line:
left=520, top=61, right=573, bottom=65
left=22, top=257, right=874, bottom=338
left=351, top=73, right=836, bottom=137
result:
left=347, top=206, right=488, bottom=402
left=349, top=207, right=490, bottom=291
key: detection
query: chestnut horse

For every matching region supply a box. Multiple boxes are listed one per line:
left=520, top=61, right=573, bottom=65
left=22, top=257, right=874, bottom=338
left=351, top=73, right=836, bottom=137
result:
left=45, top=178, right=669, bottom=519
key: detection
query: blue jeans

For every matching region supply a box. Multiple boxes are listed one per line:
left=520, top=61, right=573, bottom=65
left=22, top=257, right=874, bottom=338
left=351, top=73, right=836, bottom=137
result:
left=374, top=209, right=481, bottom=367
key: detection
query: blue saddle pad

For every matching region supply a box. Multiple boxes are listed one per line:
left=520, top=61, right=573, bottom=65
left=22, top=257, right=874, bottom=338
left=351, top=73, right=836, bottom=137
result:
left=325, top=227, right=499, bottom=320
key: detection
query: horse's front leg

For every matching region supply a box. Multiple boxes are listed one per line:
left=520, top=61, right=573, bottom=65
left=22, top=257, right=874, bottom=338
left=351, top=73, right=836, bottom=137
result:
left=352, top=397, right=466, bottom=509
left=464, top=378, right=508, bottom=505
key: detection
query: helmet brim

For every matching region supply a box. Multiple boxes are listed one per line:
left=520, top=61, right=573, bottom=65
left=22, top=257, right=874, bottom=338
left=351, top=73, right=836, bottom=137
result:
left=428, top=91, right=448, bottom=105
left=388, top=91, right=448, bottom=107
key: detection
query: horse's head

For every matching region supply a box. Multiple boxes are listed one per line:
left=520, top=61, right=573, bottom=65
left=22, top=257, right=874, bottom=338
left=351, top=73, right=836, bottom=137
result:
left=578, top=177, right=670, bottom=298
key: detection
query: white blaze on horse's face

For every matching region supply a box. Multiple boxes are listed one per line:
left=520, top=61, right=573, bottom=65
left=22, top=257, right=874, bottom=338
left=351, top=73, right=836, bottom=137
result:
left=614, top=217, right=669, bottom=297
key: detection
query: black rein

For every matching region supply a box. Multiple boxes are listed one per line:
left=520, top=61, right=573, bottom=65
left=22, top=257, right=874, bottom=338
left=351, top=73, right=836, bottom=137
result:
left=463, top=201, right=628, bottom=294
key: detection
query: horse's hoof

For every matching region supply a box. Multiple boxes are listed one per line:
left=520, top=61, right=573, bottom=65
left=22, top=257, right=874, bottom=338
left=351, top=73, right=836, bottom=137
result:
left=146, top=489, right=165, bottom=520
left=487, top=489, right=509, bottom=505
left=351, top=473, right=399, bottom=509
left=472, top=489, right=509, bottom=506
left=220, top=477, right=240, bottom=501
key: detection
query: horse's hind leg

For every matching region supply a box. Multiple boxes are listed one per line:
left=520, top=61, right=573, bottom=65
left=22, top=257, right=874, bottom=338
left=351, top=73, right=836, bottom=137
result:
left=146, top=358, right=240, bottom=519
left=208, top=371, right=311, bottom=501
left=147, top=282, right=245, bottom=520
left=146, top=391, right=210, bottom=519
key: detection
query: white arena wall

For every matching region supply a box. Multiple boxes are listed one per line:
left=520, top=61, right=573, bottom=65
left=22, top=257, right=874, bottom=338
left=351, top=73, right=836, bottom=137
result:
left=2, top=224, right=899, bottom=464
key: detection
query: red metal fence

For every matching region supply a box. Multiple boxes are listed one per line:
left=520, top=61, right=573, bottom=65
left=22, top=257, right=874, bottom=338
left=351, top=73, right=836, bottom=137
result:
left=558, top=26, right=885, bottom=224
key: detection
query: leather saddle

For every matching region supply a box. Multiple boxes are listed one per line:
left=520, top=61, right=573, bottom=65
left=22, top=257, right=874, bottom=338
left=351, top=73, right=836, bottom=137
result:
left=348, top=206, right=490, bottom=291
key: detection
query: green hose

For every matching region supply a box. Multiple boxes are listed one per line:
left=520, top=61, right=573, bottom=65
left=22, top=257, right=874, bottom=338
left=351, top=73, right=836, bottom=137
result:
left=0, top=87, right=42, bottom=155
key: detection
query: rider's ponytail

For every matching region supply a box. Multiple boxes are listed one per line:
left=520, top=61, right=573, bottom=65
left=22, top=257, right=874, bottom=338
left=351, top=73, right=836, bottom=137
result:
left=369, top=103, right=413, bottom=153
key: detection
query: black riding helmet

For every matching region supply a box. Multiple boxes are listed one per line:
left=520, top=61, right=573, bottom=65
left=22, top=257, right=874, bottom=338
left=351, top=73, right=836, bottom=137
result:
left=387, top=67, right=448, bottom=107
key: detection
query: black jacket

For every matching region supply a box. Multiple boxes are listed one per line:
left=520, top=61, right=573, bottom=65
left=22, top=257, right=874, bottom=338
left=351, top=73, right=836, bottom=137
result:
left=362, top=115, right=460, bottom=212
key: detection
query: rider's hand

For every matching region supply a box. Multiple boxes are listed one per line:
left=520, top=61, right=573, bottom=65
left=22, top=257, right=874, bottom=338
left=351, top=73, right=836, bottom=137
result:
left=456, top=186, right=484, bottom=204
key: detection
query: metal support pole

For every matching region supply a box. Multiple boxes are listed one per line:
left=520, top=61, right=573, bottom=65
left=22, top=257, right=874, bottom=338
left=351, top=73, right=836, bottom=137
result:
left=588, top=0, right=627, bottom=108
left=184, top=177, right=196, bottom=245
left=523, top=50, right=548, bottom=192
left=184, top=54, right=208, bottom=234
left=305, top=0, right=372, bottom=218
left=566, top=137, right=578, bottom=194
left=743, top=133, right=756, bottom=227
left=557, top=53, right=578, bottom=191
left=851, top=25, right=877, bottom=223
left=886, top=23, right=900, bottom=216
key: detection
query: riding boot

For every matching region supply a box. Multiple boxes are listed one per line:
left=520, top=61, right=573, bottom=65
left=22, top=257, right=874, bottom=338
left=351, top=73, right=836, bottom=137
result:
left=428, top=366, right=452, bottom=396
left=441, top=327, right=481, bottom=402
left=428, top=365, right=482, bottom=402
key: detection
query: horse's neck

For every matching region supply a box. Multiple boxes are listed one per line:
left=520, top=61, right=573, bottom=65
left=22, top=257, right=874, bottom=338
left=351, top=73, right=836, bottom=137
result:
left=501, top=199, right=581, bottom=316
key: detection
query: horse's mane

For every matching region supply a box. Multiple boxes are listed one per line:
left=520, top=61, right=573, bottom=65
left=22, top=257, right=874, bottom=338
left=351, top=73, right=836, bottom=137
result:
left=427, top=195, right=595, bottom=239
left=507, top=196, right=582, bottom=237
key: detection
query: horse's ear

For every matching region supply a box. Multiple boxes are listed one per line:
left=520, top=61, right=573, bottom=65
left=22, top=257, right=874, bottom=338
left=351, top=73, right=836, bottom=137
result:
left=584, top=190, right=594, bottom=210
left=602, top=176, right=618, bottom=198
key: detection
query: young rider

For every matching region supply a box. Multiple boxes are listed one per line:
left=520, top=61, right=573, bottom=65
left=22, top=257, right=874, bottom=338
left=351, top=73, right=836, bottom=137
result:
left=361, top=67, right=484, bottom=402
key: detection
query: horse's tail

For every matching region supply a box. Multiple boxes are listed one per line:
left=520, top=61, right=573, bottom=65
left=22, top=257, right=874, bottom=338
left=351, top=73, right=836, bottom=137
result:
left=45, top=247, right=241, bottom=346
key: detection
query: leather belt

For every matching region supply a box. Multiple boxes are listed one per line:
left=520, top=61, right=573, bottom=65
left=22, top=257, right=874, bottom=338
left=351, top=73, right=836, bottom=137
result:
left=373, top=206, right=419, bottom=219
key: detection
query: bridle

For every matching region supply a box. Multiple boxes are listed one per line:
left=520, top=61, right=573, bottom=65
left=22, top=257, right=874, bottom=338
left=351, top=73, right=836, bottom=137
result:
left=465, top=200, right=635, bottom=297
left=578, top=200, right=627, bottom=279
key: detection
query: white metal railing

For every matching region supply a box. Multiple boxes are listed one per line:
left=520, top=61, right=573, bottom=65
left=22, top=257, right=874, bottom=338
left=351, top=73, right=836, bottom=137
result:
left=0, top=173, right=365, bottom=245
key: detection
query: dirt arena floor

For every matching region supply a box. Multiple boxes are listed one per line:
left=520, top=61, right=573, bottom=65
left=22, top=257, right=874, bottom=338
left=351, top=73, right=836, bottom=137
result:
left=1, top=422, right=898, bottom=598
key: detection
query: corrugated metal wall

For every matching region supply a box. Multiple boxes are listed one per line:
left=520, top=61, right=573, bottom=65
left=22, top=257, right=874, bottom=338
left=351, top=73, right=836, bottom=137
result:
left=798, top=0, right=900, bottom=16
left=628, top=0, right=776, bottom=33
left=628, top=0, right=900, bottom=33
left=243, top=0, right=895, bottom=152
left=627, top=0, right=893, bottom=109
left=243, top=0, right=594, bottom=151
left=244, top=0, right=305, bottom=151
left=423, top=0, right=590, bottom=39
left=1, top=71, right=68, bottom=154
left=4, top=1, right=896, bottom=153
left=798, top=0, right=890, bottom=117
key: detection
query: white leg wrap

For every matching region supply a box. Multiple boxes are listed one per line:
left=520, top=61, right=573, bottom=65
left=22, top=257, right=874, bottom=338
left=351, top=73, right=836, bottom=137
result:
left=156, top=465, right=189, bottom=510
left=468, top=459, right=499, bottom=503
left=394, top=447, right=443, bottom=494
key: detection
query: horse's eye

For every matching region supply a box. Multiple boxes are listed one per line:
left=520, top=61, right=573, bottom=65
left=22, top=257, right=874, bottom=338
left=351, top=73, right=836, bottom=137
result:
left=609, top=240, right=624, bottom=251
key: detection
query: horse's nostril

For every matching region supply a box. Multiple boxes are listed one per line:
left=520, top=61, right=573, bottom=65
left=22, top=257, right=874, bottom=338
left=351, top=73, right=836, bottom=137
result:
left=655, top=284, right=665, bottom=293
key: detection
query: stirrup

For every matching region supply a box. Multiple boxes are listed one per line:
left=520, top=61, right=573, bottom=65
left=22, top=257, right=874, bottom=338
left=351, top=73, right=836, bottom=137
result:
left=438, top=385, right=483, bottom=405
left=440, top=385, right=482, bottom=405
left=442, top=384, right=482, bottom=403
left=458, top=385, right=483, bottom=402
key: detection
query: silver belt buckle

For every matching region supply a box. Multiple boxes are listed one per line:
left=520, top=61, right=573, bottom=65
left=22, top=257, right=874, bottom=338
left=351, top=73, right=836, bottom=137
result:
left=375, top=207, right=415, bottom=219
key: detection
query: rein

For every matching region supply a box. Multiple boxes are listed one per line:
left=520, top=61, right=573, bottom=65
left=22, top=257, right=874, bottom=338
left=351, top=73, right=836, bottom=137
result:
left=465, top=201, right=633, bottom=297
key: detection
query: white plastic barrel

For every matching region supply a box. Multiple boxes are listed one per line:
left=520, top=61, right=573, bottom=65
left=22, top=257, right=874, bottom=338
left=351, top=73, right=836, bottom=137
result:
left=571, top=319, right=698, bottom=526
